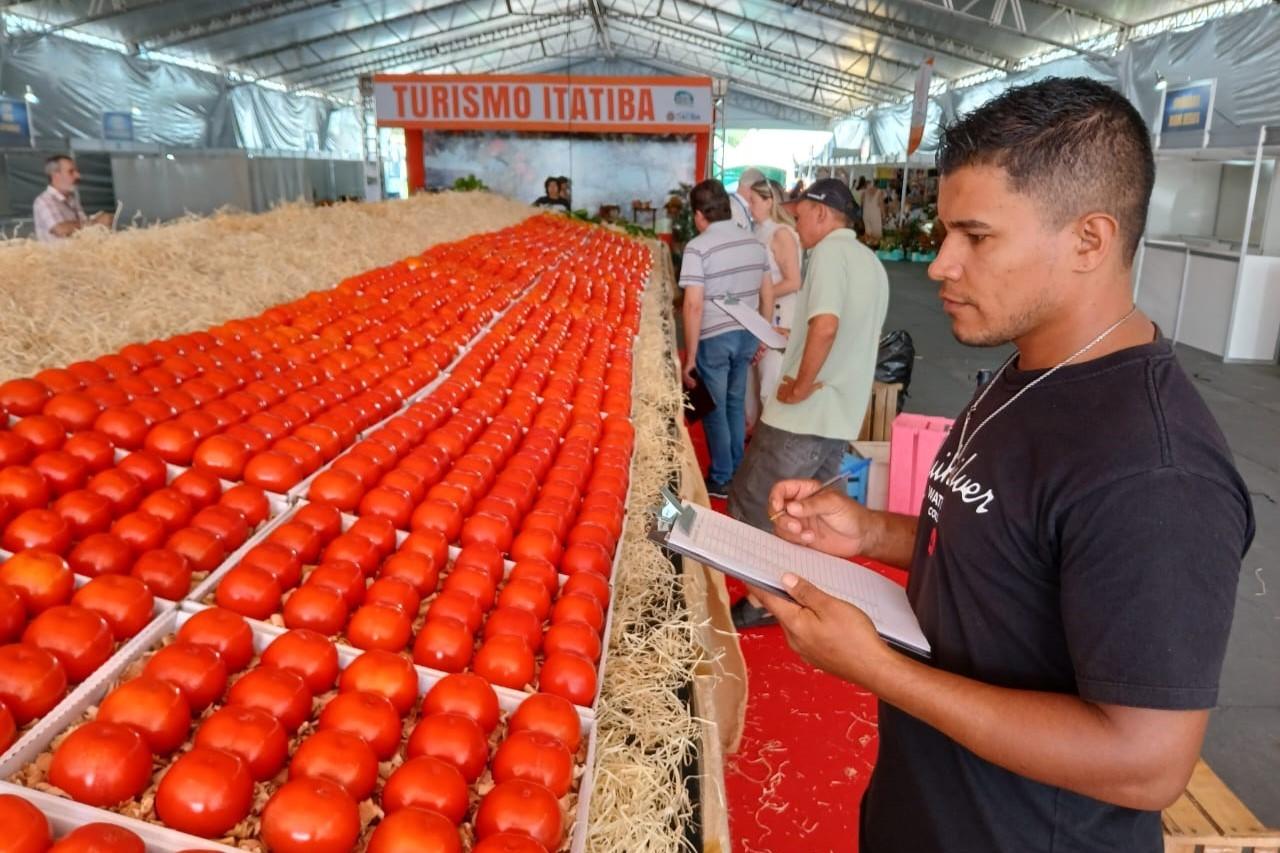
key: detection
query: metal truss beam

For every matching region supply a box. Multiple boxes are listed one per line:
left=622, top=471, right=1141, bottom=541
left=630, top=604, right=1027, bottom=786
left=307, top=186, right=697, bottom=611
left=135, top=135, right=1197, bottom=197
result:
left=617, top=0, right=919, bottom=92
left=13, top=0, right=181, bottom=40
left=610, top=13, right=903, bottom=105
left=712, top=85, right=836, bottom=128
left=320, top=28, right=602, bottom=94
left=781, top=0, right=1016, bottom=70
left=585, top=0, right=613, bottom=57
left=517, top=55, right=837, bottom=126
left=1028, top=0, right=1126, bottom=31
left=604, top=24, right=858, bottom=115
left=232, top=0, right=574, bottom=78
left=884, top=0, right=1112, bottom=58
left=138, top=0, right=339, bottom=50
left=225, top=0, right=540, bottom=66
left=618, top=49, right=846, bottom=118
left=291, top=14, right=593, bottom=89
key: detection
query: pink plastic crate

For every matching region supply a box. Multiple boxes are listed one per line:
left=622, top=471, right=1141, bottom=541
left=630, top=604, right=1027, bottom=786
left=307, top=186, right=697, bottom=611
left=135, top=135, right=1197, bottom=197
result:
left=888, top=414, right=953, bottom=515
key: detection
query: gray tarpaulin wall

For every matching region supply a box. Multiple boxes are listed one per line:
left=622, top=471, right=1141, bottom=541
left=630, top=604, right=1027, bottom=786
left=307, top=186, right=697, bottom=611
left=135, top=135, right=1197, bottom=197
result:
left=830, top=4, right=1280, bottom=160
left=248, top=157, right=307, bottom=214
left=0, top=25, right=362, bottom=229
left=109, top=153, right=252, bottom=224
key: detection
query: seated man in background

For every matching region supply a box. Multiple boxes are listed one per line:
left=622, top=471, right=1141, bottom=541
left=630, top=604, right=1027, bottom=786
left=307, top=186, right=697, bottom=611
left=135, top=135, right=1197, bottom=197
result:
left=728, top=178, right=889, bottom=628
left=533, top=176, right=568, bottom=210
left=680, top=179, right=772, bottom=499
left=33, top=155, right=111, bottom=242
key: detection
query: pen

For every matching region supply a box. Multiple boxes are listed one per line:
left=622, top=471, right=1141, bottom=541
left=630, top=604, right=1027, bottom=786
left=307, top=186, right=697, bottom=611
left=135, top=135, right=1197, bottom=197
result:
left=767, top=471, right=850, bottom=523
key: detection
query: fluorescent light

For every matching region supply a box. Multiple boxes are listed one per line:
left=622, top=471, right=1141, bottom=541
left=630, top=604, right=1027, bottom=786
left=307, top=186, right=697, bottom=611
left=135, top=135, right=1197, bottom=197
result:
left=23, top=85, right=39, bottom=104
left=1154, top=73, right=1168, bottom=91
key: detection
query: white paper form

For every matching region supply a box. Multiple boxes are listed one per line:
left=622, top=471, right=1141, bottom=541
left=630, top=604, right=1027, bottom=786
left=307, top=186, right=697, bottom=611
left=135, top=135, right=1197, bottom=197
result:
left=667, top=502, right=930, bottom=656
left=719, top=298, right=789, bottom=350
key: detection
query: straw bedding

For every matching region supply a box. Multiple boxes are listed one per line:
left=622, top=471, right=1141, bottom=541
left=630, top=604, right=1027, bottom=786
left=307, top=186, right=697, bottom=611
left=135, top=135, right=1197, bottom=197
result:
left=0, top=192, right=534, bottom=381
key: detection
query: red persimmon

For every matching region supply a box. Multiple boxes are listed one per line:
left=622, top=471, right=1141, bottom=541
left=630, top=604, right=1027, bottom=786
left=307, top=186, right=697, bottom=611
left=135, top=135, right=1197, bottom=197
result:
left=0, top=642, right=67, bottom=723
left=366, top=806, right=461, bottom=853
left=317, top=689, right=401, bottom=761
left=474, top=779, right=563, bottom=851
left=406, top=712, right=488, bottom=782
left=193, top=704, right=288, bottom=781
left=143, top=641, right=227, bottom=712
left=48, top=721, right=152, bottom=807
left=289, top=728, right=378, bottom=801
left=260, top=778, right=360, bottom=853
left=226, top=665, right=314, bottom=732
left=260, top=628, right=339, bottom=694
left=155, top=746, right=253, bottom=838
left=338, top=649, right=418, bottom=716
left=381, top=755, right=469, bottom=823
left=21, top=604, right=113, bottom=683
left=97, top=676, right=191, bottom=755
left=176, top=607, right=254, bottom=672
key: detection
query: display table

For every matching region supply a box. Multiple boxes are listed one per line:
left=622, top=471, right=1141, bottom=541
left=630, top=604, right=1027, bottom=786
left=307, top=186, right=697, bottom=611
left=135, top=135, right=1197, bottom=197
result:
left=1135, top=239, right=1280, bottom=361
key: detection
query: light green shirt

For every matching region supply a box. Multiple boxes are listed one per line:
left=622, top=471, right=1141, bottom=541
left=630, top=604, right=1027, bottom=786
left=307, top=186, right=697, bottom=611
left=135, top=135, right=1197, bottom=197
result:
left=761, top=228, right=889, bottom=441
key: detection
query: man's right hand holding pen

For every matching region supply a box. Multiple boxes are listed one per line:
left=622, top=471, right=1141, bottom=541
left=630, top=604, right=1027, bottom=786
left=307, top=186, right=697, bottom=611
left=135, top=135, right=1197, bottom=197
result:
left=768, top=479, right=920, bottom=570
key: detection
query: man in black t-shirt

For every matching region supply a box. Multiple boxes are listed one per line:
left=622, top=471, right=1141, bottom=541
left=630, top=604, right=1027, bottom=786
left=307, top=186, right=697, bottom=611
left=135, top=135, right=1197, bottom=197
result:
left=752, top=77, right=1255, bottom=853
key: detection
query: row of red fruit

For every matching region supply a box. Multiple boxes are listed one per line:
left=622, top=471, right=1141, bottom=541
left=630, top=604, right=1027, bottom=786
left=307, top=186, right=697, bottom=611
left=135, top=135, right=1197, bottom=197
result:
left=0, top=216, right=650, bottom=851
left=17, top=608, right=587, bottom=852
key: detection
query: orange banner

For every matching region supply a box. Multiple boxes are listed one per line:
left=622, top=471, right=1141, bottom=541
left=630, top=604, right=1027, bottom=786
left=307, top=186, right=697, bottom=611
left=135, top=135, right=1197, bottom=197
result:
left=372, top=74, right=714, bottom=135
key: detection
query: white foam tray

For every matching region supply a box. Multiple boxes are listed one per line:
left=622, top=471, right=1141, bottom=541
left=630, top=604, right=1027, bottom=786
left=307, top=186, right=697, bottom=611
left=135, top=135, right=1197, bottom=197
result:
left=0, top=607, right=599, bottom=853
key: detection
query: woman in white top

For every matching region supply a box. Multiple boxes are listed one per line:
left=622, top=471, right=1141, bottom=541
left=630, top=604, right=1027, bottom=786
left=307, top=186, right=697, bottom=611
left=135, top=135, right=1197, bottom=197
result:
left=856, top=176, right=884, bottom=242
left=747, top=179, right=802, bottom=406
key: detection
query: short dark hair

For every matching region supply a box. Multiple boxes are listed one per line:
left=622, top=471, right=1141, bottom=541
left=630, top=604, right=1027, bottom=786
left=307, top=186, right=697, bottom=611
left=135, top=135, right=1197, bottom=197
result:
left=544, top=177, right=558, bottom=193
left=689, top=179, right=731, bottom=223
left=936, top=77, right=1154, bottom=261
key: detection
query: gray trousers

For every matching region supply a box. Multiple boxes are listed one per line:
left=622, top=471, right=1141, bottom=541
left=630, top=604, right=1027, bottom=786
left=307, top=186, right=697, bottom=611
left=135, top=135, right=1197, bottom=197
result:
left=727, top=421, right=847, bottom=533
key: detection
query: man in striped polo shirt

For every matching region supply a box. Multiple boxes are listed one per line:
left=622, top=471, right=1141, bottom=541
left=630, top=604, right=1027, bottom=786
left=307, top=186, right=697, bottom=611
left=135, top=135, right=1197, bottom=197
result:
left=680, top=179, right=773, bottom=498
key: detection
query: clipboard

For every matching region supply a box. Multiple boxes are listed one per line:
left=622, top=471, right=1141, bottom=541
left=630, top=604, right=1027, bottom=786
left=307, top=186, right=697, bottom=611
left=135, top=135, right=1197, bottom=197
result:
left=719, top=296, right=788, bottom=350
left=650, top=487, right=931, bottom=658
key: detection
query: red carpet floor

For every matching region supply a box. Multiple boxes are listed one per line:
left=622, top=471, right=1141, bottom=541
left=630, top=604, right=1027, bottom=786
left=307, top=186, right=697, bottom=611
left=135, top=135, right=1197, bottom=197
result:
left=686, top=420, right=906, bottom=853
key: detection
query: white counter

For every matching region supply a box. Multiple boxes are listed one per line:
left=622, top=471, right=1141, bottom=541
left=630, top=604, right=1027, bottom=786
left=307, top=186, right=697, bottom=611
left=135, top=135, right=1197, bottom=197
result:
left=1134, top=239, right=1280, bottom=362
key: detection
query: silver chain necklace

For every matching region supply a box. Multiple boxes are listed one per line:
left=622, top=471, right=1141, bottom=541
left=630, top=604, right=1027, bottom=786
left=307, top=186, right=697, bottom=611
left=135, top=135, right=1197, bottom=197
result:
left=954, top=305, right=1138, bottom=459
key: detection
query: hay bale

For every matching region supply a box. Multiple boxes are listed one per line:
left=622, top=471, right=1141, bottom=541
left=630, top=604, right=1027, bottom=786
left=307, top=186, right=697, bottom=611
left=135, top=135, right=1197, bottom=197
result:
left=0, top=192, right=535, bottom=381
left=586, top=242, right=701, bottom=852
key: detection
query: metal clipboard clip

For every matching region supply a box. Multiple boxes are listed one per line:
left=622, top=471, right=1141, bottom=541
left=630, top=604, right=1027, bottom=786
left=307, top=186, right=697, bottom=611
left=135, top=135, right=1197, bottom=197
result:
left=649, top=485, right=695, bottom=546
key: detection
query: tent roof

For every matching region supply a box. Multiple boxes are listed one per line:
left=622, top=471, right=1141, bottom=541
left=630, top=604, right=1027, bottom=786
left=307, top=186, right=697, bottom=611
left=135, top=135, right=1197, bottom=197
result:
left=0, top=0, right=1237, bottom=125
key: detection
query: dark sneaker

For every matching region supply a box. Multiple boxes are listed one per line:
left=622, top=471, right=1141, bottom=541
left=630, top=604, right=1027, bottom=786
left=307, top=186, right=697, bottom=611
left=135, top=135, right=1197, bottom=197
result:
left=730, top=597, right=778, bottom=629
left=705, top=478, right=729, bottom=500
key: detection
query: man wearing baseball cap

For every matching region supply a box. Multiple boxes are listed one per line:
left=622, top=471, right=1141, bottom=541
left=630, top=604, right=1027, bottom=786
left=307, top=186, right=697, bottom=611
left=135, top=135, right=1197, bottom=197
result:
left=728, top=177, right=889, bottom=628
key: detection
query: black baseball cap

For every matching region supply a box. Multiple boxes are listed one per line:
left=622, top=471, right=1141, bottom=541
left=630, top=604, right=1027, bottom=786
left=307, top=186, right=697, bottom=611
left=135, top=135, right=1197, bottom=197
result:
left=788, top=178, right=857, bottom=219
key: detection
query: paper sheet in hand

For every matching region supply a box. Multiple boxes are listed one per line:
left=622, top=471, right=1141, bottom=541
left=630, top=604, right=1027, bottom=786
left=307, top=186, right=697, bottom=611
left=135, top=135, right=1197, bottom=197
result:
left=719, top=299, right=788, bottom=350
left=666, top=502, right=930, bottom=656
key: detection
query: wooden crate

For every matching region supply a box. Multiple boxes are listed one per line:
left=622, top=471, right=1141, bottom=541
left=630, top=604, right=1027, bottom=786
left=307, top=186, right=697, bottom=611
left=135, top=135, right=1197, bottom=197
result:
left=858, top=381, right=901, bottom=442
left=1163, top=760, right=1280, bottom=853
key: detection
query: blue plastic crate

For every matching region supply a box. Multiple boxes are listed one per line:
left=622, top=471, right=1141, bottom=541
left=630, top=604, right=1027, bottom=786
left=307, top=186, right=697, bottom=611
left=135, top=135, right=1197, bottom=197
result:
left=843, top=455, right=872, bottom=505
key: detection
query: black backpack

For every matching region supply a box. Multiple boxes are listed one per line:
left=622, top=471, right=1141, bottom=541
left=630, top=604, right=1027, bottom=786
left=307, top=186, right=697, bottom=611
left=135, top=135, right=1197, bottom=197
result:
left=875, top=329, right=914, bottom=406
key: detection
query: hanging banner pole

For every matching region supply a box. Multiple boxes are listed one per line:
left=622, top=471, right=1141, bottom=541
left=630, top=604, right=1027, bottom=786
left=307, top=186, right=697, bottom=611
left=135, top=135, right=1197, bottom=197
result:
left=903, top=57, right=934, bottom=223
left=906, top=58, right=934, bottom=156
